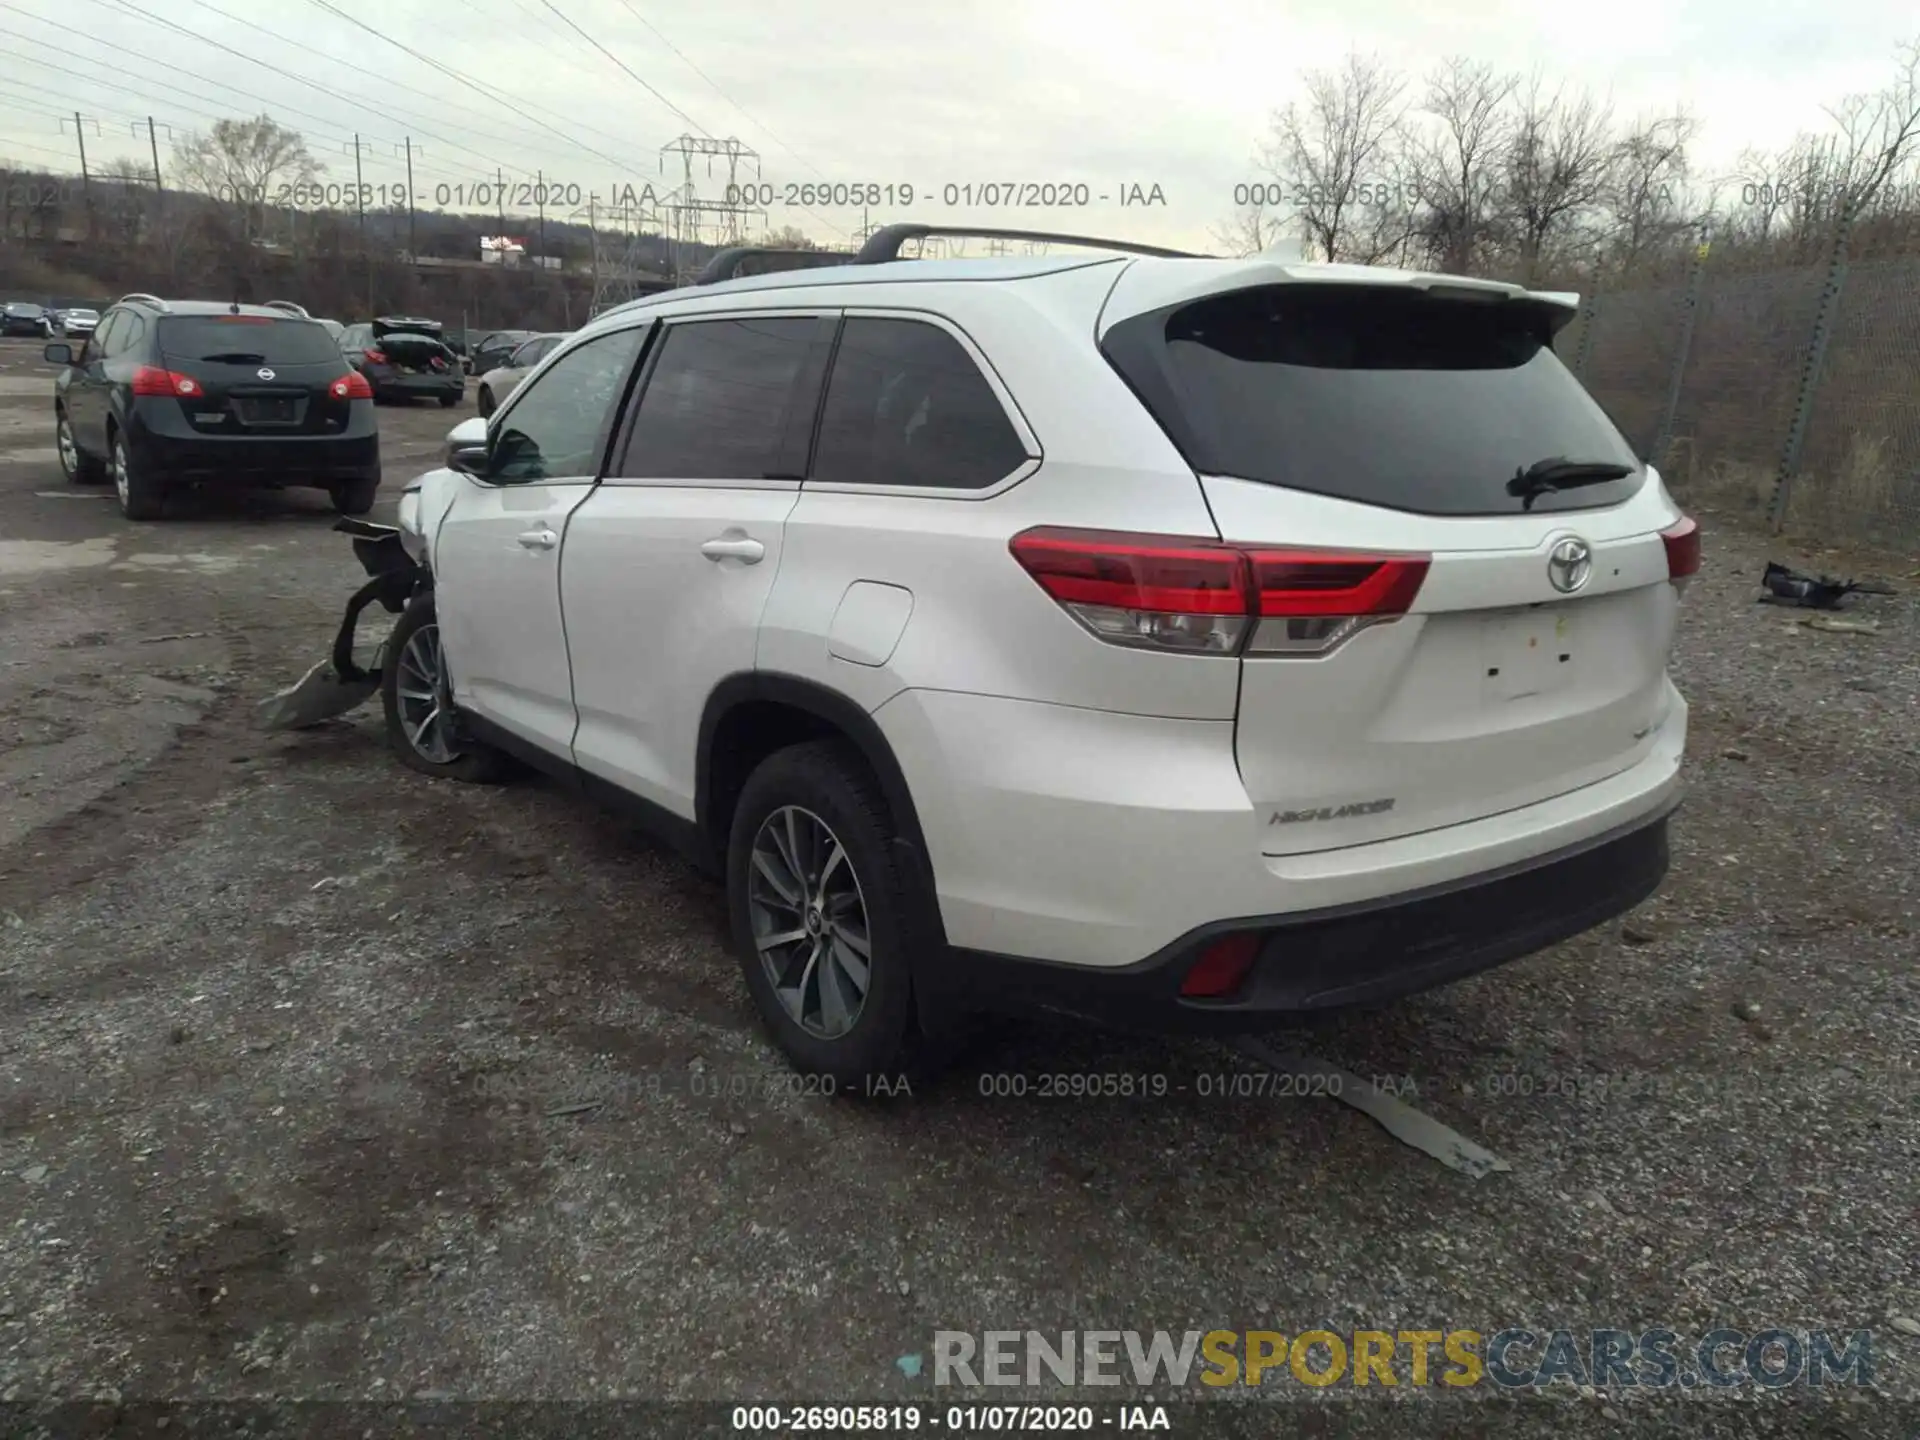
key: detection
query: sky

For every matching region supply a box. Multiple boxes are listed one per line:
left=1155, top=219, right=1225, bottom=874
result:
left=0, top=0, right=1916, bottom=253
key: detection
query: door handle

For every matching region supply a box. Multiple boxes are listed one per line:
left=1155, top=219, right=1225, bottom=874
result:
left=700, top=535, right=765, bottom=563
left=516, top=528, right=558, bottom=551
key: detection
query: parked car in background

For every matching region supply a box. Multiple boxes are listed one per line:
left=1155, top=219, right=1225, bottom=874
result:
left=2, top=301, right=49, bottom=336
left=45, top=295, right=379, bottom=520
left=474, top=331, right=569, bottom=416
left=466, top=328, right=537, bottom=377
left=56, top=307, right=99, bottom=339
left=337, top=316, right=463, bottom=406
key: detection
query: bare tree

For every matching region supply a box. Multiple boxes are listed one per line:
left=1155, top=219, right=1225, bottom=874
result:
left=1211, top=203, right=1286, bottom=257
left=1825, top=38, right=1920, bottom=222
left=1255, top=53, right=1414, bottom=263
left=170, top=115, right=322, bottom=243
left=1409, top=57, right=1518, bottom=272
left=761, top=223, right=821, bottom=250
left=1604, top=108, right=1695, bottom=274
left=1503, top=74, right=1615, bottom=282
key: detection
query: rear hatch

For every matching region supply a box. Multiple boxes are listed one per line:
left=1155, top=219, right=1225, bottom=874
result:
left=1100, top=273, right=1690, bottom=853
left=156, top=315, right=357, bottom=435
left=370, top=319, right=454, bottom=375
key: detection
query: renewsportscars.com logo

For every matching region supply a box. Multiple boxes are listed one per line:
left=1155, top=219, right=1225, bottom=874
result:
left=932, top=1328, right=1874, bottom=1390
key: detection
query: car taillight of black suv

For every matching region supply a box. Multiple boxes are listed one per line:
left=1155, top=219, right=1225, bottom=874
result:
left=45, top=297, right=381, bottom=520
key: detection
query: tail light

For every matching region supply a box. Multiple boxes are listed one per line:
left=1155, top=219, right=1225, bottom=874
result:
left=363, top=347, right=388, bottom=364
left=1661, top=516, right=1700, bottom=593
left=130, top=365, right=202, bottom=397
left=330, top=371, right=373, bottom=400
left=1009, top=527, right=1430, bottom=658
left=1180, top=933, right=1261, bottom=998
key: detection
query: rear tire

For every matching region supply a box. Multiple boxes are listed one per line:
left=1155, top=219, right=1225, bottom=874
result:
left=109, top=429, right=165, bottom=521
left=438, top=392, right=459, bottom=408
left=57, top=409, right=105, bottom=484
left=332, top=474, right=379, bottom=516
left=380, top=596, right=510, bottom=784
left=727, top=741, right=923, bottom=1088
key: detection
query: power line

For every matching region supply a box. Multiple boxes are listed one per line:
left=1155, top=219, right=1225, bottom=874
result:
left=612, top=0, right=834, bottom=186
left=302, top=0, right=638, bottom=174
left=535, top=0, right=710, bottom=137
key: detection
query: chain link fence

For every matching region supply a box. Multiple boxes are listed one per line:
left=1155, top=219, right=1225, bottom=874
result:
left=1561, top=236, right=1920, bottom=548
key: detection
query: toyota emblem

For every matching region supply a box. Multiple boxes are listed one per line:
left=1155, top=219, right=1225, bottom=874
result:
left=1547, top=537, right=1593, bottom=594
left=256, top=367, right=275, bottom=380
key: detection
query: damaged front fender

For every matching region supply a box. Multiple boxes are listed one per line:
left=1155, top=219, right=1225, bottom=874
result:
left=256, top=518, right=426, bottom=732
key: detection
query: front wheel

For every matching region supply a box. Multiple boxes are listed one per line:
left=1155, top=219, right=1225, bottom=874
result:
left=57, top=410, right=105, bottom=484
left=380, top=596, right=510, bottom=784
left=727, top=742, right=924, bottom=1088
left=476, top=387, right=495, bottom=418
left=332, top=474, right=379, bottom=515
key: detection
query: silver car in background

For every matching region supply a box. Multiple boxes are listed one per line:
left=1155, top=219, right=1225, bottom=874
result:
left=474, top=332, right=570, bottom=417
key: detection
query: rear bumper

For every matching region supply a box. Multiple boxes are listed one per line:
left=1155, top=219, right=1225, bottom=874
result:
left=370, top=370, right=462, bottom=398
left=126, top=413, right=380, bottom=486
left=933, top=803, right=1674, bottom=1033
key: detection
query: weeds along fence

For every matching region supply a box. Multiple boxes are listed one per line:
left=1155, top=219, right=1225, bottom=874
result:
left=1556, top=235, right=1920, bottom=550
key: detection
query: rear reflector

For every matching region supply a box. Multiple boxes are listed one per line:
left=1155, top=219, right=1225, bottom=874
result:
left=130, top=365, right=201, bottom=397
left=1009, top=527, right=1429, bottom=657
left=1180, top=933, right=1260, bottom=998
left=1661, top=516, right=1700, bottom=581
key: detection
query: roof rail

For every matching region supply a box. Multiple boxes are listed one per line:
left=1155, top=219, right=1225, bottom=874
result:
left=262, top=299, right=310, bottom=317
left=853, top=224, right=1202, bottom=265
left=117, top=292, right=168, bottom=310
left=693, top=247, right=858, bottom=285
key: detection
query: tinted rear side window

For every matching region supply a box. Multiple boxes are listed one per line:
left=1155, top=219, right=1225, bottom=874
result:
left=158, top=317, right=345, bottom=365
left=617, top=317, right=819, bottom=480
left=1102, top=285, right=1643, bottom=516
left=811, top=318, right=1029, bottom=490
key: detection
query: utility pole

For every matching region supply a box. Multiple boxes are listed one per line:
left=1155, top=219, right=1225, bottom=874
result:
left=536, top=169, right=546, bottom=263
left=401, top=138, right=418, bottom=260
left=143, top=117, right=168, bottom=191
left=345, top=135, right=373, bottom=313
left=495, top=166, right=504, bottom=233
left=588, top=194, right=599, bottom=308
left=61, top=112, right=100, bottom=237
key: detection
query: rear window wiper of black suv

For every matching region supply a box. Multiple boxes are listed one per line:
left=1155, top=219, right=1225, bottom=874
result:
left=195, top=351, right=269, bottom=363
left=1506, top=456, right=1636, bottom=511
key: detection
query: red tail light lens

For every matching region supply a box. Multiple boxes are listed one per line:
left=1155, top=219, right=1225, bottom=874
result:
left=1661, top=516, right=1700, bottom=584
left=130, top=365, right=201, bottom=397
left=331, top=371, right=373, bottom=400
left=363, top=347, right=388, bottom=364
left=1180, top=933, right=1261, bottom=998
left=1009, top=527, right=1429, bottom=657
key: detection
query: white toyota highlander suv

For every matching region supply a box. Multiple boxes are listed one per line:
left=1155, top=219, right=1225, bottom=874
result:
left=352, top=224, right=1695, bottom=1084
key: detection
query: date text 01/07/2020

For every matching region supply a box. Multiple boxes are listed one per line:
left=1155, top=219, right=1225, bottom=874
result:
left=725, top=181, right=1168, bottom=209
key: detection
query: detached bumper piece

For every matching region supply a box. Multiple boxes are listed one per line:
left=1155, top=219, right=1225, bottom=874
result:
left=938, top=804, right=1675, bottom=1035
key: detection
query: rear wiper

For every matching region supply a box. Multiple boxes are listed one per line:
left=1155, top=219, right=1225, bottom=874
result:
left=197, top=352, right=268, bottom=363
left=1506, top=456, right=1636, bottom=511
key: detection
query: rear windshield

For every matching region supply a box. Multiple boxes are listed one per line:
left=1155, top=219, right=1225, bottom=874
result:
left=1103, top=284, right=1644, bottom=516
left=158, top=316, right=345, bottom=365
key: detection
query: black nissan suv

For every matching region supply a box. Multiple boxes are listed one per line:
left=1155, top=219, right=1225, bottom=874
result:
left=45, top=294, right=381, bottom=521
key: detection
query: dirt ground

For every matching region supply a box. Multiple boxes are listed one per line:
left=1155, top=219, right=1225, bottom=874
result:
left=0, top=334, right=1916, bottom=1438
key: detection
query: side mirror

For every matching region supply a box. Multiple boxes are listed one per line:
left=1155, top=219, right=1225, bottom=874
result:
left=43, top=342, right=72, bottom=365
left=445, top=415, right=487, bottom=448
left=447, top=443, right=488, bottom=476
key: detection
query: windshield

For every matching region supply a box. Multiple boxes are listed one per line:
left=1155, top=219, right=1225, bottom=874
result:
left=157, top=316, right=347, bottom=365
left=1104, top=284, right=1643, bottom=516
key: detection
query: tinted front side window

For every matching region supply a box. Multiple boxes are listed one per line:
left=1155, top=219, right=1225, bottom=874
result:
left=811, top=318, right=1029, bottom=489
left=618, top=317, right=818, bottom=480
left=1104, top=285, right=1643, bottom=517
left=158, top=317, right=345, bottom=365
left=490, top=325, right=647, bottom=483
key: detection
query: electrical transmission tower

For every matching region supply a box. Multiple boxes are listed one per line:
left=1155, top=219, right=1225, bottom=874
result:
left=659, top=135, right=766, bottom=282
left=577, top=190, right=671, bottom=315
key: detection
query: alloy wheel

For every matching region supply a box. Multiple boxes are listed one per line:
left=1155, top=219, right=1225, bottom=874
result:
left=394, top=622, right=462, bottom=764
left=111, top=439, right=129, bottom=507
left=747, top=805, right=873, bottom=1040
left=57, top=416, right=76, bottom=476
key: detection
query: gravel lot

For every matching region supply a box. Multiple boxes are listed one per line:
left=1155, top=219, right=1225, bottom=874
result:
left=0, top=334, right=1915, bottom=1437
